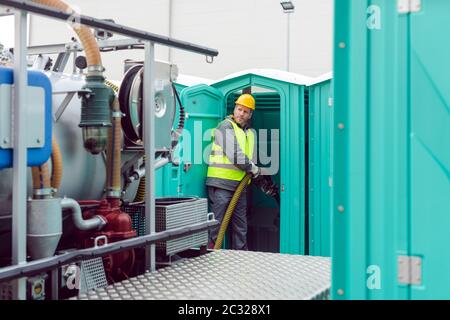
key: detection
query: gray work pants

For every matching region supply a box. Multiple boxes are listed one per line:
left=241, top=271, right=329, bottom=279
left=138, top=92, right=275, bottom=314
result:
left=208, top=186, right=248, bottom=250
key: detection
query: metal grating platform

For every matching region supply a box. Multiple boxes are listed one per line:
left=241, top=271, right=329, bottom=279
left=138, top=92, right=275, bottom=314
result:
left=79, top=258, right=108, bottom=294
left=72, top=250, right=331, bottom=300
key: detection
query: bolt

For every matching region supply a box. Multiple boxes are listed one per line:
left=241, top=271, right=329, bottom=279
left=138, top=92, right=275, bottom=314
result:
left=338, top=123, right=345, bottom=130
left=3, top=138, right=8, bottom=144
left=337, top=205, right=345, bottom=213
left=337, top=289, right=344, bottom=296
left=36, top=138, right=41, bottom=144
left=339, top=42, right=346, bottom=49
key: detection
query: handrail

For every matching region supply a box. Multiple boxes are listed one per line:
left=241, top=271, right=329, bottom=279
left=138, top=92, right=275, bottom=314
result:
left=0, top=0, right=219, bottom=57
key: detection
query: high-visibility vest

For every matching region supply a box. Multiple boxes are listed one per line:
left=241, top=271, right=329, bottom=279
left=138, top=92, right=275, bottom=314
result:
left=207, top=118, right=255, bottom=182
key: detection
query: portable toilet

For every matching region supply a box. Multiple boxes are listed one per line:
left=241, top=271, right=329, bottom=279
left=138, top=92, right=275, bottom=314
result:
left=154, top=74, right=212, bottom=198
left=333, top=1, right=450, bottom=299
left=178, top=69, right=327, bottom=255
left=307, top=73, right=333, bottom=257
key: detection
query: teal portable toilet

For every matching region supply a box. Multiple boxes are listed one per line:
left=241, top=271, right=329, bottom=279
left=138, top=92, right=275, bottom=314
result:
left=333, top=0, right=450, bottom=299
left=154, top=75, right=212, bottom=197
left=307, top=73, right=333, bottom=257
left=179, top=69, right=314, bottom=254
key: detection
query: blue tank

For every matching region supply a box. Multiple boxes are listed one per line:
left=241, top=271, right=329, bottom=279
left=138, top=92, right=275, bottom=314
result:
left=0, top=67, right=52, bottom=169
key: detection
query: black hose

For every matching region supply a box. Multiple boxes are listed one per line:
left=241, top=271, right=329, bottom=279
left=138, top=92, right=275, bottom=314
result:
left=171, top=82, right=185, bottom=148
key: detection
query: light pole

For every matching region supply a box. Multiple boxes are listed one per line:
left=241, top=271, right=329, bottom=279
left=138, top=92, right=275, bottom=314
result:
left=280, top=1, right=295, bottom=72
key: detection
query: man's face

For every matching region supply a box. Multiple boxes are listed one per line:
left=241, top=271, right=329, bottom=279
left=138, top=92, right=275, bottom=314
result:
left=233, top=104, right=253, bottom=126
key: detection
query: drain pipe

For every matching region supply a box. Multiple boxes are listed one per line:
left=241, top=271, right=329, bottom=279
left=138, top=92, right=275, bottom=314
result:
left=61, top=197, right=106, bottom=231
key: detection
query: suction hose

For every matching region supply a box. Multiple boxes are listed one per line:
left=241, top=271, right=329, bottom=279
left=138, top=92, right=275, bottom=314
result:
left=31, top=0, right=102, bottom=69
left=31, top=134, right=62, bottom=198
left=105, top=81, right=122, bottom=198
left=214, top=173, right=252, bottom=250
left=134, top=157, right=146, bottom=202
left=51, top=135, right=63, bottom=190
left=31, top=163, right=51, bottom=198
left=32, top=1, right=114, bottom=156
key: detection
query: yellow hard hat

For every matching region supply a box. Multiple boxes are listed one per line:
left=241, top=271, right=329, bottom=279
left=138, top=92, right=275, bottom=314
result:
left=235, top=94, right=256, bottom=110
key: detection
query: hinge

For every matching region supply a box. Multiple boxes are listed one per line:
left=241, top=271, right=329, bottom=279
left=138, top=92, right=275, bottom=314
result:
left=398, top=256, right=422, bottom=285
left=398, top=0, right=421, bottom=14
left=328, top=97, right=333, bottom=107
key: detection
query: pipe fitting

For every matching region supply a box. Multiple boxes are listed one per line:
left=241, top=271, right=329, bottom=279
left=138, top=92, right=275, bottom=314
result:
left=61, top=197, right=107, bottom=231
left=128, top=157, right=170, bottom=183
left=33, top=188, right=53, bottom=198
left=87, top=65, right=105, bottom=77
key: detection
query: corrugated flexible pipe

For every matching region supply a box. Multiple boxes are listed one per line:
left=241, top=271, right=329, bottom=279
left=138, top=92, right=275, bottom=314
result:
left=31, top=163, right=51, bottom=198
left=133, top=156, right=146, bottom=203
left=133, top=157, right=171, bottom=202
left=214, top=173, right=252, bottom=249
left=31, top=135, right=62, bottom=198
left=51, top=135, right=63, bottom=190
left=104, top=81, right=122, bottom=198
left=32, top=0, right=102, bottom=71
left=105, top=96, right=122, bottom=198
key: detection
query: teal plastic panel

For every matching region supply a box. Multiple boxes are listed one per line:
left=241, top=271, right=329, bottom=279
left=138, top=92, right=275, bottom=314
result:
left=308, top=80, right=332, bottom=257
left=179, top=84, right=224, bottom=198
left=409, top=0, right=450, bottom=299
left=333, top=0, right=410, bottom=299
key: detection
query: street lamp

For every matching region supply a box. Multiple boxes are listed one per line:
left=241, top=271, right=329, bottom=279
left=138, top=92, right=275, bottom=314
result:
left=280, top=1, right=295, bottom=72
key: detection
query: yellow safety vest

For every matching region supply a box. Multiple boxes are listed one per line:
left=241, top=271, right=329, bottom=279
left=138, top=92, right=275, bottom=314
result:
left=207, top=119, right=255, bottom=182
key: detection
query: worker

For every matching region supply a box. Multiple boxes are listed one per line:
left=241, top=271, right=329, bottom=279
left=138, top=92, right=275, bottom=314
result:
left=205, top=93, right=261, bottom=250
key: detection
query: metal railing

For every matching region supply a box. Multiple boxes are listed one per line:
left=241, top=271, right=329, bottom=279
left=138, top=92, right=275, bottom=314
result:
left=0, top=0, right=218, bottom=299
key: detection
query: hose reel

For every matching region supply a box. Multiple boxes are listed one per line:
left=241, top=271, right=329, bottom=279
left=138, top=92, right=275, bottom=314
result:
left=118, top=63, right=176, bottom=153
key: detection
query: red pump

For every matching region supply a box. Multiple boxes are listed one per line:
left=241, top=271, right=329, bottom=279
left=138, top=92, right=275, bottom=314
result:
left=77, top=199, right=136, bottom=282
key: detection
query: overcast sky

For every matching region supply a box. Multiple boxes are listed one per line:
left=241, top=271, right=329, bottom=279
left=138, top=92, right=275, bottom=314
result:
left=0, top=16, right=14, bottom=48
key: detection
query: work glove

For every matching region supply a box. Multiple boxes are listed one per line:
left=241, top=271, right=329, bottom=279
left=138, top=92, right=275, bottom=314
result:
left=261, top=182, right=279, bottom=197
left=250, top=163, right=261, bottom=178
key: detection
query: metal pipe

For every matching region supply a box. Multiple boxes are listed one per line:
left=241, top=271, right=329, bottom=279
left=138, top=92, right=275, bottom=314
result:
left=60, top=198, right=106, bottom=231
left=0, top=218, right=218, bottom=283
left=0, top=0, right=219, bottom=57
left=12, top=9, right=28, bottom=300
left=128, top=157, right=170, bottom=183
left=144, top=41, right=156, bottom=272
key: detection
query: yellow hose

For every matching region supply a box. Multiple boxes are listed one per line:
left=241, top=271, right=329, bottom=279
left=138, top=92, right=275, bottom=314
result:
left=214, top=173, right=252, bottom=250
left=51, top=135, right=63, bottom=190
left=32, top=0, right=102, bottom=68
left=104, top=79, right=120, bottom=93
left=32, top=134, right=61, bottom=197
left=104, top=88, right=122, bottom=197
left=31, top=163, right=51, bottom=190
left=134, top=177, right=146, bottom=202
left=104, top=81, right=122, bottom=196
left=134, top=156, right=146, bottom=202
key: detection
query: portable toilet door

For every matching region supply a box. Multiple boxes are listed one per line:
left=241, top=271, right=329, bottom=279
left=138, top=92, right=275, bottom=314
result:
left=307, top=75, right=333, bottom=257
left=333, top=0, right=450, bottom=299
left=178, top=84, right=225, bottom=198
